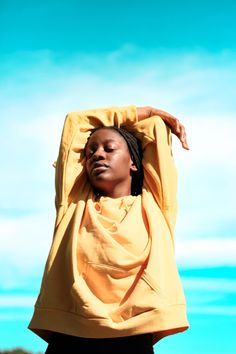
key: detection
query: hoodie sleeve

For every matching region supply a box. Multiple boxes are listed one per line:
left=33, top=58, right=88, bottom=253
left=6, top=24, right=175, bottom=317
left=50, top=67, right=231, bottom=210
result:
left=129, top=116, right=178, bottom=237
left=54, top=106, right=138, bottom=226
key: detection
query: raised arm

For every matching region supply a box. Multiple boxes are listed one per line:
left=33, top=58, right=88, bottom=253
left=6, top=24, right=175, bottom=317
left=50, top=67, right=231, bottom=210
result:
left=137, top=106, right=189, bottom=150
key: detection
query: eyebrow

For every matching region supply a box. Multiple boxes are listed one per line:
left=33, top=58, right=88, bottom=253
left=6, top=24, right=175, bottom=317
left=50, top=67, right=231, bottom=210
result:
left=86, top=138, right=118, bottom=148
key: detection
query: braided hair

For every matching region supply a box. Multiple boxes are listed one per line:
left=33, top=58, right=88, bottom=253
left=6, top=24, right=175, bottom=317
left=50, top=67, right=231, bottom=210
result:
left=86, top=126, right=144, bottom=196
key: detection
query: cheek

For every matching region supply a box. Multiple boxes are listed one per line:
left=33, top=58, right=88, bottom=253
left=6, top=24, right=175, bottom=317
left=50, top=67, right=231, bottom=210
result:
left=116, top=155, right=133, bottom=173
left=112, top=152, right=129, bottom=164
left=122, top=153, right=133, bottom=165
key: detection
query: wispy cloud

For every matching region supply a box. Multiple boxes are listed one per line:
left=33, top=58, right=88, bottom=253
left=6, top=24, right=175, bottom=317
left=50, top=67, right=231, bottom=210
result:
left=0, top=295, right=36, bottom=307
left=1, top=47, right=236, bottom=290
left=176, top=239, right=236, bottom=267
left=187, top=306, right=236, bottom=315
left=182, top=277, right=236, bottom=292
left=1, top=276, right=236, bottom=318
left=0, top=214, right=53, bottom=290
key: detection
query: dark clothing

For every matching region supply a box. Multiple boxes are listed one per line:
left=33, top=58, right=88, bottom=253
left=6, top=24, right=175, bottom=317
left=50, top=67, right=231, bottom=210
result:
left=45, top=332, right=154, bottom=354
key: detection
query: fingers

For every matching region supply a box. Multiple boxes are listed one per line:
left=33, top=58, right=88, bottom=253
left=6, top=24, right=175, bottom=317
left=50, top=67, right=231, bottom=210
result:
left=152, top=109, right=190, bottom=150
left=167, top=117, right=189, bottom=150
left=178, top=124, right=189, bottom=150
left=174, top=118, right=181, bottom=134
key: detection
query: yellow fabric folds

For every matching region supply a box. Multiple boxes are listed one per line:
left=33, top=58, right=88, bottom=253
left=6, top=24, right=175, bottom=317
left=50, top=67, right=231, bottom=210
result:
left=28, top=106, right=189, bottom=344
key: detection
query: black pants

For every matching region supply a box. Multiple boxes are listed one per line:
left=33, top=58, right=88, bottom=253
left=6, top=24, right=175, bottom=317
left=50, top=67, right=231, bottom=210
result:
left=45, top=332, right=154, bottom=354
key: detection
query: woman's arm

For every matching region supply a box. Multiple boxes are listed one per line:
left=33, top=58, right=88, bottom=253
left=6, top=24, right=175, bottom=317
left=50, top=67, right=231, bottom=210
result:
left=137, top=106, right=189, bottom=150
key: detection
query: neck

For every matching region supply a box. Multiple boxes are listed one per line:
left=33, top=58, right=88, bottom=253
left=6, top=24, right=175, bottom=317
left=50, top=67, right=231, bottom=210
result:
left=95, top=184, right=132, bottom=199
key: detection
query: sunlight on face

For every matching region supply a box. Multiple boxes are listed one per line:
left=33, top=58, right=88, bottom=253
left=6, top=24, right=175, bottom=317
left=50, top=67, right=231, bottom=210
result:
left=85, top=128, right=136, bottom=198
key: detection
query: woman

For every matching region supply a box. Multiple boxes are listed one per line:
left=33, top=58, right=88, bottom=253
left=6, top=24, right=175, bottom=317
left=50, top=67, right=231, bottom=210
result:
left=28, top=105, right=189, bottom=353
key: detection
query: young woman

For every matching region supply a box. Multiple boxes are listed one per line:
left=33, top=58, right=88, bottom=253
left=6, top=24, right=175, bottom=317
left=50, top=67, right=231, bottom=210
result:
left=28, top=105, right=189, bottom=354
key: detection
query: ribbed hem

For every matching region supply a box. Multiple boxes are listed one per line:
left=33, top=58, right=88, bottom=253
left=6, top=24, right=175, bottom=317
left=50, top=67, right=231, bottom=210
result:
left=28, top=304, right=189, bottom=345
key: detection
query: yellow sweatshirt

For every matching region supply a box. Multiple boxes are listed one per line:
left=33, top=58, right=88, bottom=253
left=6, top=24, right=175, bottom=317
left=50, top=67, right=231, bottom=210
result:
left=28, top=106, right=189, bottom=344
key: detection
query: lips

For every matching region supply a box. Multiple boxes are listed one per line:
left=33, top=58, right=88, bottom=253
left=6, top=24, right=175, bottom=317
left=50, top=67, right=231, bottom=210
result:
left=91, top=162, right=109, bottom=175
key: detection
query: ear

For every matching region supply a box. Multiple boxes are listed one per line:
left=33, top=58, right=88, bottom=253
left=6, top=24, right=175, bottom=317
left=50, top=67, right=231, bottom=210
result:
left=130, top=162, right=138, bottom=172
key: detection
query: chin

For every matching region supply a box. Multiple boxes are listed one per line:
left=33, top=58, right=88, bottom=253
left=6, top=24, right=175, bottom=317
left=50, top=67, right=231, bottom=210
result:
left=90, top=178, right=111, bottom=192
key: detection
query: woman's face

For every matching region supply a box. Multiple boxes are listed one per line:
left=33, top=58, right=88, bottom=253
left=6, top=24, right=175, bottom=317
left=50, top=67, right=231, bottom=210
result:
left=85, top=128, right=137, bottom=198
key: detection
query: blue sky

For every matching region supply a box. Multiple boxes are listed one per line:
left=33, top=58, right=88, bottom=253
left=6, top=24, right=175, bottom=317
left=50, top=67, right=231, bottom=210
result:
left=0, top=1, right=236, bottom=353
left=1, top=0, right=236, bottom=53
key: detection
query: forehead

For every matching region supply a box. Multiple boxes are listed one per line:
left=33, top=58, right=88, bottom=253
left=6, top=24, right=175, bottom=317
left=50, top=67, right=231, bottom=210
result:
left=87, top=128, right=128, bottom=146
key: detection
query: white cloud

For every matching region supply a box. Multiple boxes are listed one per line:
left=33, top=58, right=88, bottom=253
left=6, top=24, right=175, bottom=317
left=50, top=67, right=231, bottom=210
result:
left=1, top=276, right=236, bottom=319
left=187, top=306, right=236, bottom=316
left=176, top=239, right=236, bottom=267
left=1, top=47, right=236, bottom=286
left=0, top=214, right=54, bottom=289
left=182, top=277, right=236, bottom=293
left=0, top=215, right=235, bottom=290
left=172, top=114, right=236, bottom=239
left=0, top=295, right=36, bottom=307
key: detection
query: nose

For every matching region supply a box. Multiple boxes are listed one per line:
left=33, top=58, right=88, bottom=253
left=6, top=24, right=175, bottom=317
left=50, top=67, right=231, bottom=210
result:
left=91, top=146, right=106, bottom=161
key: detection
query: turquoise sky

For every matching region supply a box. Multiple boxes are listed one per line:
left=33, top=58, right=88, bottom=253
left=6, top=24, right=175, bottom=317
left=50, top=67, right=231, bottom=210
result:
left=0, top=1, right=236, bottom=353
left=1, top=0, right=236, bottom=54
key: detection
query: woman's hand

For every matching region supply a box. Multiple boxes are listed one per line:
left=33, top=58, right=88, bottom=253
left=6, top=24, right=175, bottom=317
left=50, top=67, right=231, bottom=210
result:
left=137, top=106, right=189, bottom=150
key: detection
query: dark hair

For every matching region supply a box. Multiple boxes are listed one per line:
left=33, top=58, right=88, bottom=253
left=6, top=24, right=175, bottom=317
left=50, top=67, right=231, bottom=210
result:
left=86, top=126, right=144, bottom=196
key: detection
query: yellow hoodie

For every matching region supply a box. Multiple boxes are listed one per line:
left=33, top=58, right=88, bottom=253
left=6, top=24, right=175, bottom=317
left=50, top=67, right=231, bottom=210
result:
left=28, top=106, right=189, bottom=344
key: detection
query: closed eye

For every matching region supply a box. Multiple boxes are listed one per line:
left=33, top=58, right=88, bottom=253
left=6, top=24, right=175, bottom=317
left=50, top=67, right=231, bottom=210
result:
left=85, top=142, right=118, bottom=159
left=104, top=146, right=115, bottom=152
